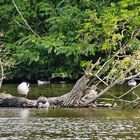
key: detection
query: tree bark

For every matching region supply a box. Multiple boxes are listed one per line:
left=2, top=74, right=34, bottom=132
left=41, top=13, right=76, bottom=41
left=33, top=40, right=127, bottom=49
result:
left=0, top=94, right=37, bottom=108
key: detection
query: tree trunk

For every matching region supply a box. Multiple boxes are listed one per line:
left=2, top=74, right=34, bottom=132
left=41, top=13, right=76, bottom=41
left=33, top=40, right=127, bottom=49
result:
left=0, top=94, right=37, bottom=108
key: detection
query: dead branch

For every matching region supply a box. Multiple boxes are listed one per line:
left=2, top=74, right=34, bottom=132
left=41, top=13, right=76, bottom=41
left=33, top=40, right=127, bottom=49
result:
left=0, top=59, right=4, bottom=89
left=122, top=98, right=140, bottom=109
left=124, top=72, right=140, bottom=81
left=111, top=83, right=140, bottom=108
left=94, top=74, right=108, bottom=86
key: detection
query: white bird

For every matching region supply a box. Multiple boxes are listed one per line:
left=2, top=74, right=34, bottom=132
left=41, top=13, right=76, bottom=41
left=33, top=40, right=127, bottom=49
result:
left=37, top=80, right=50, bottom=85
left=128, top=79, right=137, bottom=87
left=17, top=82, right=30, bottom=98
left=37, top=96, right=50, bottom=108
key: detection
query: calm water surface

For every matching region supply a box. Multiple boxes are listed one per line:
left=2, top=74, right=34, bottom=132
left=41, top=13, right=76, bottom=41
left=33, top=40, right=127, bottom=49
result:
left=0, top=84, right=140, bottom=139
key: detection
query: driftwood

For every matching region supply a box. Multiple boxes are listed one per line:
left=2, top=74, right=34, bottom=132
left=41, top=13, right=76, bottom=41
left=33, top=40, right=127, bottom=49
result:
left=0, top=93, right=37, bottom=108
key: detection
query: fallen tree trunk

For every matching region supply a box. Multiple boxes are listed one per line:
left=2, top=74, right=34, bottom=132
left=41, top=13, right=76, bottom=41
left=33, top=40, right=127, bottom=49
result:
left=0, top=93, right=37, bottom=108
left=0, top=93, right=118, bottom=108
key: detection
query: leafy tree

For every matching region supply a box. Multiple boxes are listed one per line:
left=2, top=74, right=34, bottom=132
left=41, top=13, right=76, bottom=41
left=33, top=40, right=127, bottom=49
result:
left=0, top=0, right=139, bottom=80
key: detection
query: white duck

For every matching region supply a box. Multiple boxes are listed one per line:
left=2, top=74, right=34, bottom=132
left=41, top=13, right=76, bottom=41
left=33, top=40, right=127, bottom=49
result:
left=17, top=82, right=30, bottom=98
left=128, top=79, right=137, bottom=87
left=37, top=96, right=50, bottom=108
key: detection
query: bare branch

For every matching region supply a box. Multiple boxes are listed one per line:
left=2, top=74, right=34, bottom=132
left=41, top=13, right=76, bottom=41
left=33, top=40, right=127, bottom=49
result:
left=14, top=20, right=30, bottom=30
left=12, top=0, right=40, bottom=38
left=132, top=91, right=139, bottom=99
left=124, top=72, right=140, bottom=81
left=95, top=74, right=108, bottom=86
left=119, top=84, right=140, bottom=99
left=0, top=59, right=4, bottom=89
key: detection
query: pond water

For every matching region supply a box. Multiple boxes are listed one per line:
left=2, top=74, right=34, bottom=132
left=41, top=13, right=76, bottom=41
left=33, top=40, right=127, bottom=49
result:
left=0, top=83, right=140, bottom=139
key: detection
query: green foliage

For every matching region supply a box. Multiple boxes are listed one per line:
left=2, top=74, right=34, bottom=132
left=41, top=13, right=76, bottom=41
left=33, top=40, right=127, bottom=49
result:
left=0, top=46, right=15, bottom=78
left=0, top=0, right=139, bottom=80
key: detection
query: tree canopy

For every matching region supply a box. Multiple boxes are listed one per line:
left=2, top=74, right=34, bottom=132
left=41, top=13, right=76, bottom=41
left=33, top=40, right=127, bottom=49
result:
left=0, top=0, right=140, bottom=81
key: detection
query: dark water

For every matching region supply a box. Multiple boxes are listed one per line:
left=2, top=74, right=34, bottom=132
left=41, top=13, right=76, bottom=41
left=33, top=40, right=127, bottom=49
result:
left=0, top=84, right=140, bottom=139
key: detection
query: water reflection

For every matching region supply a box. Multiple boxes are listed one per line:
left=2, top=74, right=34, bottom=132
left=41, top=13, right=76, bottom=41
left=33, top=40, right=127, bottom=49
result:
left=0, top=108, right=140, bottom=139
left=19, top=109, right=29, bottom=118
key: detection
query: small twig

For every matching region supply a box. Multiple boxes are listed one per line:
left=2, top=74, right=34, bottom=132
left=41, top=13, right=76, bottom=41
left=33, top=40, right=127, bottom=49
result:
left=96, top=43, right=129, bottom=78
left=112, top=83, right=140, bottom=107
left=119, top=87, right=134, bottom=99
left=122, top=98, right=140, bottom=109
left=131, top=27, right=140, bottom=39
left=14, top=20, right=30, bottom=29
left=132, top=91, right=139, bottom=99
left=85, top=57, right=101, bottom=73
left=124, top=72, right=140, bottom=81
left=95, top=74, right=108, bottom=86
left=12, top=0, right=40, bottom=38
left=108, top=93, right=117, bottom=99
left=121, top=29, right=127, bottom=37
left=104, top=61, right=118, bottom=84
left=0, top=59, right=4, bottom=89
left=111, top=98, right=119, bottom=107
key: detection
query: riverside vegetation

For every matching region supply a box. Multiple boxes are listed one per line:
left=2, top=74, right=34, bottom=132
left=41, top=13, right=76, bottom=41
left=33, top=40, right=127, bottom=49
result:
left=0, top=0, right=140, bottom=108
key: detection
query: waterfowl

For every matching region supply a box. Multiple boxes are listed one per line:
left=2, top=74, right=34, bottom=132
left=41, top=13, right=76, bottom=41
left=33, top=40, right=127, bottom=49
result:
left=17, top=82, right=30, bottom=98
left=37, top=96, right=50, bottom=108
left=37, top=80, right=50, bottom=85
left=128, top=79, right=137, bottom=87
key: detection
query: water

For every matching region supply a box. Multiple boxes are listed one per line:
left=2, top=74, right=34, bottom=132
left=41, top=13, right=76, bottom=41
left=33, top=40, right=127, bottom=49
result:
left=0, top=84, right=140, bottom=139
left=0, top=83, right=74, bottom=99
left=1, top=83, right=139, bottom=100
left=0, top=108, right=140, bottom=139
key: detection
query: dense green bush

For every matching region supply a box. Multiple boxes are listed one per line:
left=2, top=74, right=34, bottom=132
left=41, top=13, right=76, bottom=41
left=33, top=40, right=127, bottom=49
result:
left=0, top=0, right=139, bottom=80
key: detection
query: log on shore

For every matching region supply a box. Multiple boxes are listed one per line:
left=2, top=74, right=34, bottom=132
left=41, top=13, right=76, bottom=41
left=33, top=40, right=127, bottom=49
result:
left=0, top=93, right=65, bottom=108
left=0, top=93, right=37, bottom=108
